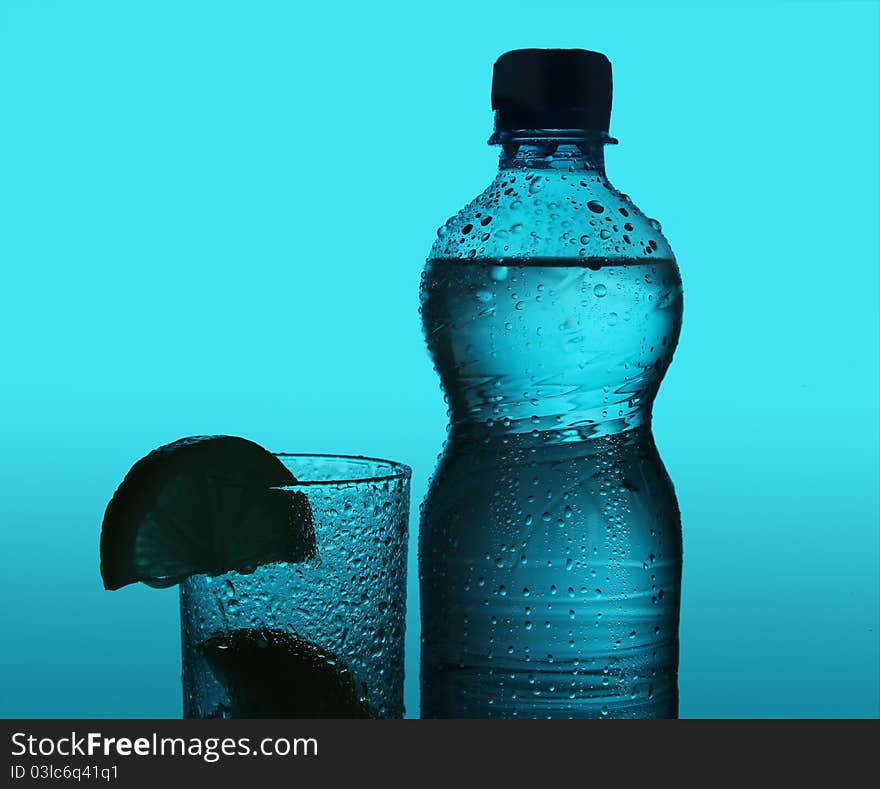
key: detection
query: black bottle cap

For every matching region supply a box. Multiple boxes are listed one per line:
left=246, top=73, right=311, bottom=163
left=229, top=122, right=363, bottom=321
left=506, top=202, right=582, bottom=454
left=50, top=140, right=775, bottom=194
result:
left=491, top=49, right=613, bottom=133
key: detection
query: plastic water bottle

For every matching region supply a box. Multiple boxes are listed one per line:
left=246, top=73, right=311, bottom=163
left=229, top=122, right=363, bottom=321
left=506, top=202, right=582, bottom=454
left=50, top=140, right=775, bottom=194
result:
left=419, top=49, right=683, bottom=718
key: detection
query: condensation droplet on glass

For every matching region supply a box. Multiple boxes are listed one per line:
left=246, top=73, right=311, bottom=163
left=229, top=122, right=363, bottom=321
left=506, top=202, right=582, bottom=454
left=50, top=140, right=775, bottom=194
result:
left=475, top=289, right=492, bottom=303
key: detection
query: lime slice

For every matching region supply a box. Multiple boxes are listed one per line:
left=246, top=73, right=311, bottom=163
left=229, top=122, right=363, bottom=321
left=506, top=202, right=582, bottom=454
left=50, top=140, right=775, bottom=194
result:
left=100, top=436, right=316, bottom=590
left=201, top=628, right=372, bottom=718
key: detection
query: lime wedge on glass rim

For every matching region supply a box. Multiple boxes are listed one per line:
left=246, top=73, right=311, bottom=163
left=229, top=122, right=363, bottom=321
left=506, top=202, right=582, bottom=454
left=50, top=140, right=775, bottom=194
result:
left=100, top=435, right=316, bottom=590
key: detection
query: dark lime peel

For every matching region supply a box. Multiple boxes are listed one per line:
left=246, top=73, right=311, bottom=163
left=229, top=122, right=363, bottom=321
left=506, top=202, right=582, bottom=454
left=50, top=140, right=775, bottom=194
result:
left=201, top=628, right=372, bottom=719
left=100, top=436, right=316, bottom=590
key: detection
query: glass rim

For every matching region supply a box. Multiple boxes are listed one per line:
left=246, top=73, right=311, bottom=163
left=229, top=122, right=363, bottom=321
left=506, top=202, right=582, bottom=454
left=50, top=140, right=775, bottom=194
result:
left=272, top=452, right=412, bottom=487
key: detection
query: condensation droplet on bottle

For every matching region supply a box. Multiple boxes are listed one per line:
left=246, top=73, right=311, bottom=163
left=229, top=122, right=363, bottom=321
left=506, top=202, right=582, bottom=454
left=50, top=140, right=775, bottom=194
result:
left=594, top=284, right=607, bottom=298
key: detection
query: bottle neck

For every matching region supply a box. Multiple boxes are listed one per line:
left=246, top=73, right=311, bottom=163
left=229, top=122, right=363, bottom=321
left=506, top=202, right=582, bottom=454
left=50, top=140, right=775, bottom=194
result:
left=491, top=130, right=615, bottom=175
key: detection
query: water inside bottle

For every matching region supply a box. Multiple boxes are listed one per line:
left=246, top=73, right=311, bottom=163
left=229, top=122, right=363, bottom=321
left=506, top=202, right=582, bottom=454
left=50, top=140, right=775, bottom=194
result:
left=419, top=257, right=682, bottom=718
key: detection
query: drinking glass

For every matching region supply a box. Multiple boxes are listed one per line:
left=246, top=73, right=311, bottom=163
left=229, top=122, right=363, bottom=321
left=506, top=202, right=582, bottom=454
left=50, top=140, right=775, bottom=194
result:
left=179, top=453, right=410, bottom=718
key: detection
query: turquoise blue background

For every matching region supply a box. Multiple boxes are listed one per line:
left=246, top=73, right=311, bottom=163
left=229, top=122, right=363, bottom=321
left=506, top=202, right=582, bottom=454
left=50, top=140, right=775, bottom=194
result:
left=1, top=0, right=877, bottom=718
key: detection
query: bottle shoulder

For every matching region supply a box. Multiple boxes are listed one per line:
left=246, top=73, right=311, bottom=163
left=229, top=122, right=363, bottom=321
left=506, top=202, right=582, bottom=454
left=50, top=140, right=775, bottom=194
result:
left=429, top=170, right=674, bottom=263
